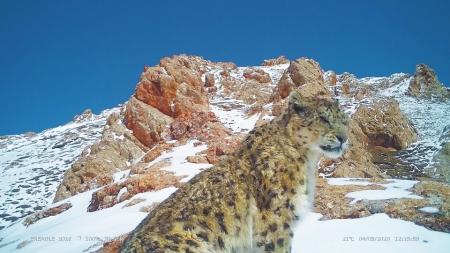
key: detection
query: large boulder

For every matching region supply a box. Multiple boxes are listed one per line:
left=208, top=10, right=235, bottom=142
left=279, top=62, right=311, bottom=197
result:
left=274, top=58, right=330, bottom=99
left=352, top=99, right=418, bottom=150
left=134, top=55, right=209, bottom=118
left=271, top=58, right=331, bottom=116
left=127, top=55, right=213, bottom=146
left=124, top=97, right=173, bottom=147
left=53, top=112, right=147, bottom=202
left=407, top=64, right=450, bottom=100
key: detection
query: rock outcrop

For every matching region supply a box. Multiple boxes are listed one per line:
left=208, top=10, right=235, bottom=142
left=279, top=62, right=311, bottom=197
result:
left=125, top=55, right=216, bottom=147
left=53, top=55, right=233, bottom=202
left=87, top=170, right=181, bottom=212
left=315, top=179, right=450, bottom=233
left=219, top=73, right=274, bottom=106
left=243, top=68, right=271, bottom=83
left=352, top=99, right=417, bottom=150
left=23, top=203, right=72, bottom=226
left=261, top=56, right=289, bottom=66
left=73, top=109, right=94, bottom=123
left=134, top=55, right=209, bottom=118
left=434, top=141, right=450, bottom=182
left=324, top=71, right=337, bottom=86
left=270, top=58, right=331, bottom=117
left=408, top=64, right=450, bottom=100
left=274, top=58, right=329, bottom=99
left=204, top=73, right=215, bottom=87
left=124, top=97, right=173, bottom=147
left=53, top=112, right=147, bottom=202
left=320, top=99, right=418, bottom=178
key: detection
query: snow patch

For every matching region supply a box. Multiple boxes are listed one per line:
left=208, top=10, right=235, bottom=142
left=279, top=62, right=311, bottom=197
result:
left=419, top=206, right=439, bottom=214
left=293, top=212, right=450, bottom=253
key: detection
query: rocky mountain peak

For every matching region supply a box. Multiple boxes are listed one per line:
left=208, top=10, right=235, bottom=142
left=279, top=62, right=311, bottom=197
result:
left=408, top=64, right=450, bottom=100
left=72, top=109, right=94, bottom=123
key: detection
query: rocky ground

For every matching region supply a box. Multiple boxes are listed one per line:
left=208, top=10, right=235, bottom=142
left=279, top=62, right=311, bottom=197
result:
left=0, top=55, right=449, bottom=253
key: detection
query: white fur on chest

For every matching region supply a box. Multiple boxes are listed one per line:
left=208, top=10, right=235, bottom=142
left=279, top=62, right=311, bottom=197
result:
left=293, top=150, right=321, bottom=224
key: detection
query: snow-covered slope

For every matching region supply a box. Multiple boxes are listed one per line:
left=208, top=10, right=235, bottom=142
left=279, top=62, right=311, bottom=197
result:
left=0, top=108, right=119, bottom=230
left=1, top=170, right=449, bottom=253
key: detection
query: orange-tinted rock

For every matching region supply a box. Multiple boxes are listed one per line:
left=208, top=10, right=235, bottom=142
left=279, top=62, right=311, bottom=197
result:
left=216, top=62, right=237, bottom=70
left=220, top=70, right=230, bottom=77
left=314, top=178, right=384, bottom=219
left=324, top=71, right=337, bottom=86
left=94, top=234, right=128, bottom=253
left=23, top=203, right=72, bottom=226
left=141, top=143, right=173, bottom=163
left=203, top=136, right=243, bottom=164
left=134, top=55, right=209, bottom=118
left=218, top=69, right=275, bottom=106
left=262, top=56, right=289, bottom=66
left=54, top=112, right=147, bottom=202
left=186, top=155, right=209, bottom=164
left=204, top=73, right=215, bottom=87
left=207, top=86, right=217, bottom=93
left=354, top=88, right=368, bottom=100
left=87, top=170, right=182, bottom=212
left=130, top=160, right=171, bottom=175
left=124, top=97, right=173, bottom=147
left=73, top=109, right=94, bottom=123
left=321, top=99, right=417, bottom=178
left=341, top=83, right=350, bottom=95
left=170, top=112, right=218, bottom=140
left=243, top=68, right=271, bottom=83
left=352, top=99, right=418, bottom=150
left=274, top=58, right=330, bottom=100
left=407, top=64, right=450, bottom=100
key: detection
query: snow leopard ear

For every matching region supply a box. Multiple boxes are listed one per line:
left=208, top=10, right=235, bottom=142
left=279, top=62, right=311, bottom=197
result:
left=288, top=90, right=311, bottom=117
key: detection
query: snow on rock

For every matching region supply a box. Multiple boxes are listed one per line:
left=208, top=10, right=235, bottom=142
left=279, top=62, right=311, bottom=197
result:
left=327, top=178, right=422, bottom=204
left=0, top=107, right=120, bottom=230
left=112, top=169, right=131, bottom=183
left=333, top=73, right=450, bottom=179
left=346, top=180, right=422, bottom=204
left=419, top=206, right=440, bottom=214
left=293, top=212, right=450, bottom=253
left=146, top=140, right=212, bottom=182
left=210, top=96, right=260, bottom=133
left=0, top=187, right=177, bottom=253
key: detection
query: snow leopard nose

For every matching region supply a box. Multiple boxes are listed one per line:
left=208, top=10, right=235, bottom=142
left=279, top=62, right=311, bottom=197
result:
left=336, top=134, right=347, bottom=144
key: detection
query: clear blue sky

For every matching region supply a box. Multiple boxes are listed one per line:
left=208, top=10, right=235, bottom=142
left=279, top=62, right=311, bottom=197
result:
left=1, top=0, right=449, bottom=135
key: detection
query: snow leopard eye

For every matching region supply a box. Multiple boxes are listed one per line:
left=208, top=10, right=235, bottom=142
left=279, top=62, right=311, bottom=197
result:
left=319, top=115, right=331, bottom=125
